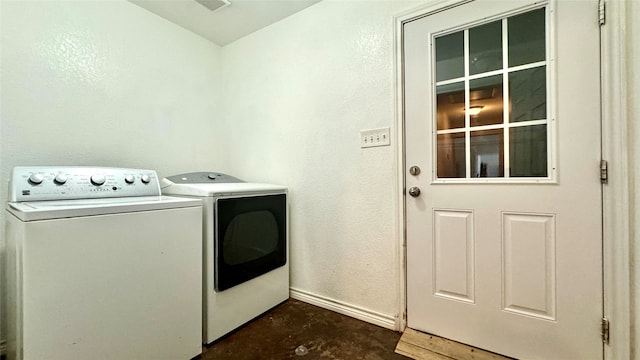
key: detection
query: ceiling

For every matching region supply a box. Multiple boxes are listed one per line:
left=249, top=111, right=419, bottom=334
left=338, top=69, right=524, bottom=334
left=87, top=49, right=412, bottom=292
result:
left=130, top=0, right=321, bottom=46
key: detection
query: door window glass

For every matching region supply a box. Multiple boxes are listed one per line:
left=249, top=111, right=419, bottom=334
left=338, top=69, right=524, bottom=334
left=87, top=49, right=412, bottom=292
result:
left=510, top=67, right=547, bottom=122
left=469, top=75, right=503, bottom=127
left=469, top=20, right=502, bottom=75
left=435, top=32, right=465, bottom=81
left=436, top=82, right=465, bottom=130
left=433, top=7, right=550, bottom=180
left=470, top=129, right=504, bottom=178
left=437, top=132, right=466, bottom=178
left=508, top=8, right=546, bottom=67
left=510, top=125, right=547, bottom=177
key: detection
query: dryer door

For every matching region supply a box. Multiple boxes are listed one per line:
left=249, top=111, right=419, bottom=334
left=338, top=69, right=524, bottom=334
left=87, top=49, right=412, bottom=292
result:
left=214, top=193, right=287, bottom=291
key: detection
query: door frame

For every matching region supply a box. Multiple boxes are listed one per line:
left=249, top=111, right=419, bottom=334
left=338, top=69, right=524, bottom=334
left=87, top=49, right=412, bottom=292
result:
left=392, top=1, right=632, bottom=358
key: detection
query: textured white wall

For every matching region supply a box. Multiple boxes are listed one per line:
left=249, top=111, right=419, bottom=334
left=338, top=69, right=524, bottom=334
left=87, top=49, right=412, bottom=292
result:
left=1, top=1, right=225, bottom=179
left=0, top=0, right=224, bottom=341
left=630, top=0, right=640, bottom=355
left=218, top=0, right=421, bottom=320
left=4, top=0, right=635, bottom=350
left=0, top=0, right=226, bottom=211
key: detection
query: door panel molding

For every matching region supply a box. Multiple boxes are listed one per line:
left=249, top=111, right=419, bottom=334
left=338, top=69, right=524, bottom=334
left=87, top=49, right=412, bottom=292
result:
left=433, top=209, right=475, bottom=303
left=501, top=212, right=556, bottom=320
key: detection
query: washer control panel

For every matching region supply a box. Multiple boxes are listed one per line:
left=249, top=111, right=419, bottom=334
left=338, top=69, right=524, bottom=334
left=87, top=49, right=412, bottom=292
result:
left=9, top=166, right=161, bottom=202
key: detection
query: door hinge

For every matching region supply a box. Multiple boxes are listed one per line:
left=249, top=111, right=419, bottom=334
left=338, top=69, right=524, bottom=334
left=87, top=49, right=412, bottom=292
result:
left=599, top=0, right=606, bottom=26
left=601, top=317, right=610, bottom=344
left=600, top=160, right=608, bottom=184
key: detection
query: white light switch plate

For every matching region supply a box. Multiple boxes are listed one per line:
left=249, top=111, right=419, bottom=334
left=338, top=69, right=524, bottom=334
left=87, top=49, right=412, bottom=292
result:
left=360, top=127, right=391, bottom=148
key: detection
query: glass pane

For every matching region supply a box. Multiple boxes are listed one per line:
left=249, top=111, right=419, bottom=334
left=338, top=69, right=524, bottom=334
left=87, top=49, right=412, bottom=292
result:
left=435, top=31, right=464, bottom=81
left=470, top=129, right=504, bottom=178
left=437, top=82, right=465, bottom=130
left=508, top=8, right=545, bottom=67
left=469, top=20, right=502, bottom=75
left=510, top=125, right=547, bottom=177
left=509, top=66, right=546, bottom=122
left=223, top=210, right=278, bottom=265
left=469, top=75, right=503, bottom=127
left=437, top=132, right=465, bottom=178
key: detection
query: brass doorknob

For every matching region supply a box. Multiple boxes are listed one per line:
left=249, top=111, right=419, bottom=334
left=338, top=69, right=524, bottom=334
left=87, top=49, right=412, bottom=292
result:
left=408, top=186, right=421, bottom=197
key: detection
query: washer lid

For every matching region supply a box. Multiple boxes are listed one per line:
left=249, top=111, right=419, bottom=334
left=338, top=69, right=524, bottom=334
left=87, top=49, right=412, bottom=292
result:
left=6, top=195, right=202, bottom=221
left=161, top=182, right=287, bottom=197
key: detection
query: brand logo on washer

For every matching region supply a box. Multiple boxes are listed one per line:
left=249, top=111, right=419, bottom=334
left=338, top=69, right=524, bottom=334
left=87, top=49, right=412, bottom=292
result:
left=22, top=190, right=30, bottom=195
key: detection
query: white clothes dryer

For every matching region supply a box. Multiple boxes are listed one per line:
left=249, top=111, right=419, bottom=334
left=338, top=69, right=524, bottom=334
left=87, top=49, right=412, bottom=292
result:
left=161, top=172, right=289, bottom=344
left=4, top=167, right=203, bottom=360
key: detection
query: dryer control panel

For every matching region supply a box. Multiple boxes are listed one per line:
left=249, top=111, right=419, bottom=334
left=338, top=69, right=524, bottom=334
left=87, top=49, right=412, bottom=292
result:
left=163, top=172, right=244, bottom=184
left=9, top=166, right=161, bottom=202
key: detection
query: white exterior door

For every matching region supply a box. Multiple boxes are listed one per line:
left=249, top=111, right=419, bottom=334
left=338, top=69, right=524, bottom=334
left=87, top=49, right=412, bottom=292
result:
left=404, top=1, right=603, bottom=359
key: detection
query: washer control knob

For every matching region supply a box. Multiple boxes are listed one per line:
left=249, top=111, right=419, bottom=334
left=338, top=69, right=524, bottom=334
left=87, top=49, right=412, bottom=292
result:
left=207, top=173, right=217, bottom=180
left=141, top=174, right=151, bottom=184
left=54, top=173, right=68, bottom=185
left=28, top=173, right=45, bottom=185
left=124, top=175, right=135, bottom=184
left=90, top=174, right=106, bottom=186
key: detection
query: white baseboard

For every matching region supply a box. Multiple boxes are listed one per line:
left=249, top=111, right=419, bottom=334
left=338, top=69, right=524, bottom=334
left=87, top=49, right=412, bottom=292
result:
left=289, top=288, right=398, bottom=331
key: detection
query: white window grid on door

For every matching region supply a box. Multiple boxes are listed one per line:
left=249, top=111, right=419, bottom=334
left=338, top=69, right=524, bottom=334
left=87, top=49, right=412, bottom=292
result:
left=430, top=3, right=557, bottom=184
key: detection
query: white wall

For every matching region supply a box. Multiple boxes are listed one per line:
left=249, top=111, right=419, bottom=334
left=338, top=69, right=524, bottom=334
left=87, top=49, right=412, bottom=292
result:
left=0, top=0, right=421, bottom=337
left=1, top=0, right=637, bottom=352
left=0, top=0, right=225, bottom=344
left=0, top=0, right=227, bottom=217
left=216, top=0, right=640, bottom=343
left=218, top=0, right=421, bottom=324
left=630, top=0, right=640, bottom=356
left=0, top=0, right=225, bottom=179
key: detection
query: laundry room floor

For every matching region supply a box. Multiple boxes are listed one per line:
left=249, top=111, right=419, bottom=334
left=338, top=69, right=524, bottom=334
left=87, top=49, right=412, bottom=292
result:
left=200, top=298, right=409, bottom=360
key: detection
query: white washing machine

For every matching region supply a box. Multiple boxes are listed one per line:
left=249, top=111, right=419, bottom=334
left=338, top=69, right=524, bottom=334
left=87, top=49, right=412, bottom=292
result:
left=4, top=167, right=203, bottom=360
left=161, top=172, right=289, bottom=344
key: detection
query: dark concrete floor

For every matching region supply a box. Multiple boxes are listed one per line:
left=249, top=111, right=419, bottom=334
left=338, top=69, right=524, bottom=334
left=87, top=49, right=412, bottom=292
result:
left=201, top=299, right=410, bottom=360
